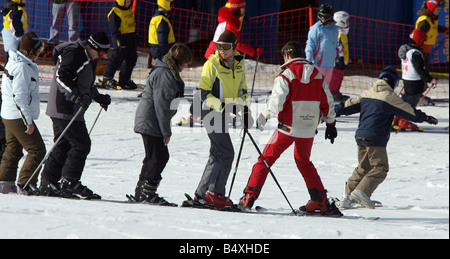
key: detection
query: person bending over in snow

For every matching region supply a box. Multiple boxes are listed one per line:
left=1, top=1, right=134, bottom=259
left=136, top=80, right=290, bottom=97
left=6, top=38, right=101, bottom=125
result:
left=335, top=66, right=438, bottom=209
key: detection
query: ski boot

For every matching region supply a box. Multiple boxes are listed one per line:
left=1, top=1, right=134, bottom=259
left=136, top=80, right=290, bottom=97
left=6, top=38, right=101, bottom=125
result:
left=0, top=181, right=17, bottom=194
left=299, top=188, right=343, bottom=217
left=101, top=77, right=120, bottom=90
left=17, top=183, right=40, bottom=196
left=60, top=177, right=101, bottom=199
left=133, top=180, right=177, bottom=206
left=119, top=79, right=138, bottom=90
left=204, top=191, right=234, bottom=209
left=350, top=190, right=375, bottom=209
left=239, top=192, right=258, bottom=210
left=397, top=119, right=423, bottom=132
left=39, top=179, right=61, bottom=197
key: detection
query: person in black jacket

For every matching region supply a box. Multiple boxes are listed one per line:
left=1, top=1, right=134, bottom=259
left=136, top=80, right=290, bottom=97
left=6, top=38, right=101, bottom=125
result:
left=394, top=29, right=438, bottom=132
left=101, top=0, right=138, bottom=90
left=132, top=43, right=192, bottom=205
left=39, top=32, right=112, bottom=199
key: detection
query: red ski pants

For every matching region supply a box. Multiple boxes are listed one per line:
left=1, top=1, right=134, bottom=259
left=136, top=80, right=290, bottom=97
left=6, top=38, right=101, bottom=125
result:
left=244, top=131, right=325, bottom=196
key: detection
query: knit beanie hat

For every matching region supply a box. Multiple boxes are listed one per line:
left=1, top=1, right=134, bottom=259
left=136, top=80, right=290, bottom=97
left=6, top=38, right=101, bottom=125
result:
left=218, top=30, right=237, bottom=44
left=87, top=32, right=110, bottom=52
left=20, top=31, right=43, bottom=53
left=227, top=0, right=246, bottom=10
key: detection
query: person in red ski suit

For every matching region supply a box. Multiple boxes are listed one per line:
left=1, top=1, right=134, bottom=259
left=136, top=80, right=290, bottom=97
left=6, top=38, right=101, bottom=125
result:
left=239, top=41, right=341, bottom=216
left=204, top=0, right=263, bottom=59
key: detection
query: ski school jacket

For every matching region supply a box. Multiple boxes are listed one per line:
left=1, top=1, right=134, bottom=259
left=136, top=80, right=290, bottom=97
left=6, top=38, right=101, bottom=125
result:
left=204, top=6, right=256, bottom=59
left=107, top=3, right=136, bottom=47
left=334, top=79, right=428, bottom=147
left=398, top=42, right=433, bottom=95
left=264, top=58, right=335, bottom=138
left=199, top=49, right=248, bottom=112
left=148, top=10, right=175, bottom=60
left=415, top=8, right=448, bottom=52
left=305, top=21, right=339, bottom=69
left=134, top=57, right=185, bottom=138
left=1, top=50, right=40, bottom=125
left=46, top=39, right=100, bottom=122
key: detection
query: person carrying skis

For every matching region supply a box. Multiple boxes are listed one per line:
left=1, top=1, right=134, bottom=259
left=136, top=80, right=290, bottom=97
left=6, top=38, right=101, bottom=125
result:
left=0, top=32, right=46, bottom=195
left=133, top=43, right=193, bottom=206
left=394, top=29, right=438, bottom=132
left=193, top=30, right=253, bottom=209
left=239, top=41, right=342, bottom=217
left=101, top=0, right=138, bottom=90
left=39, top=32, right=112, bottom=199
left=335, top=67, right=438, bottom=209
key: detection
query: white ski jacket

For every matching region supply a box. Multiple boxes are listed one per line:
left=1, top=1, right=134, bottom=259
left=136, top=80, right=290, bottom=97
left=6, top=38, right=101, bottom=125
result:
left=1, top=50, right=40, bottom=125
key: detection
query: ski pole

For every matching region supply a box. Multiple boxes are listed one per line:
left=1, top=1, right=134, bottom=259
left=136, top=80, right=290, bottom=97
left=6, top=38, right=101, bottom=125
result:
left=396, top=83, right=436, bottom=133
left=250, top=54, right=260, bottom=98
left=89, top=107, right=103, bottom=135
left=22, top=106, right=84, bottom=190
left=244, top=128, right=298, bottom=215
left=227, top=129, right=246, bottom=199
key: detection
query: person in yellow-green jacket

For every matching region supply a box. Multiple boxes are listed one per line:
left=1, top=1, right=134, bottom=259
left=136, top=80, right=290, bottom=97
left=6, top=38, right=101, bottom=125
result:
left=191, top=30, right=254, bottom=209
left=1, top=0, right=28, bottom=63
left=148, top=0, right=175, bottom=68
left=101, top=0, right=138, bottom=90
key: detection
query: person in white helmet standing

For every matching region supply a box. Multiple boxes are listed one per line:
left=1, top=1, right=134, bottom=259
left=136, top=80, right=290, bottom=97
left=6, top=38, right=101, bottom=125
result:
left=329, top=10, right=351, bottom=102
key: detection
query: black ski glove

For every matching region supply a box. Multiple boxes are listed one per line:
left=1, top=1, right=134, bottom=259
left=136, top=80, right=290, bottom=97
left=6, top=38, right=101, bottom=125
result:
left=71, top=94, right=91, bottom=110
left=425, top=115, right=438, bottom=125
left=325, top=121, right=337, bottom=144
left=94, top=94, right=111, bottom=111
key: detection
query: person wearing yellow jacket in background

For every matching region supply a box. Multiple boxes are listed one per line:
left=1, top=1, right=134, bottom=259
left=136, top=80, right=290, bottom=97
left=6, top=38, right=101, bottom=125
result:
left=148, top=0, right=175, bottom=67
left=192, top=30, right=253, bottom=209
left=101, top=0, right=138, bottom=90
left=1, top=0, right=28, bottom=63
left=415, top=0, right=449, bottom=72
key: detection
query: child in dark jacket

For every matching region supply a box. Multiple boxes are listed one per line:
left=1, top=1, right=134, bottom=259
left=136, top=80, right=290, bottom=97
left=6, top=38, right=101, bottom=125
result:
left=101, top=0, right=138, bottom=90
left=334, top=67, right=438, bottom=209
left=395, top=29, right=437, bottom=132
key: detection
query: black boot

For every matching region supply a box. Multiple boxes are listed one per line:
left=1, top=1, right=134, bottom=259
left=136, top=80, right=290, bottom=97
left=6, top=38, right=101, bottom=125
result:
left=119, top=79, right=137, bottom=90
left=60, top=177, right=101, bottom=199
left=134, top=180, right=177, bottom=206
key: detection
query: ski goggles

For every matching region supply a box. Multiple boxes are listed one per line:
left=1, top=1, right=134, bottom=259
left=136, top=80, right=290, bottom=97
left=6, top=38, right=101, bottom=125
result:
left=216, top=42, right=235, bottom=51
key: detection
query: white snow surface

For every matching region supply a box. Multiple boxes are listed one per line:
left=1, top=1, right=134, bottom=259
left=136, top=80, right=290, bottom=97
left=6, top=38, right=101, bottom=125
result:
left=0, top=85, right=448, bottom=240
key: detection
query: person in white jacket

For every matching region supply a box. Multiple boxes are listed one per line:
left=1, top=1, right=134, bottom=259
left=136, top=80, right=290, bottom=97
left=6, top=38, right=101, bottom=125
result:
left=0, top=32, right=46, bottom=195
left=239, top=41, right=342, bottom=216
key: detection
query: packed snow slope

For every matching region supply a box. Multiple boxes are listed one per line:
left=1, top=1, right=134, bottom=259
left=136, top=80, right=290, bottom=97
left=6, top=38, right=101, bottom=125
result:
left=0, top=86, right=448, bottom=239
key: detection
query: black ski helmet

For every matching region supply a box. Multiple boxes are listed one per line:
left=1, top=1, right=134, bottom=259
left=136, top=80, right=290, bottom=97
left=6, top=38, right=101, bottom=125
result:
left=318, top=4, right=335, bottom=22
left=378, top=66, right=399, bottom=89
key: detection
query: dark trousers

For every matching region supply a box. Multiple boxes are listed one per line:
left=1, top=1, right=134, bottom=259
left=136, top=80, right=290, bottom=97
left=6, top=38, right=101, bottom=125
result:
left=103, top=35, right=137, bottom=82
left=139, top=134, right=169, bottom=182
left=40, top=118, right=91, bottom=185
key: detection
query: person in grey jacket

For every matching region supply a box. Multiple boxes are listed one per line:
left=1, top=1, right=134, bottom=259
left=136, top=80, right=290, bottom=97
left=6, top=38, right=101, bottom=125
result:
left=39, top=32, right=111, bottom=199
left=132, top=43, right=192, bottom=205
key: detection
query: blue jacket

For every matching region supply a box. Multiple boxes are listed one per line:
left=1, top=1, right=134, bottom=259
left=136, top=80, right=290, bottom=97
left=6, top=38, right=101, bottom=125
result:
left=335, top=79, right=428, bottom=147
left=305, top=21, right=339, bottom=69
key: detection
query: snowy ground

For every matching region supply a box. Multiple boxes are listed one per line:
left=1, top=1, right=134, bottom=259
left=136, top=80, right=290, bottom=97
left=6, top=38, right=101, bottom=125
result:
left=0, top=82, right=448, bottom=242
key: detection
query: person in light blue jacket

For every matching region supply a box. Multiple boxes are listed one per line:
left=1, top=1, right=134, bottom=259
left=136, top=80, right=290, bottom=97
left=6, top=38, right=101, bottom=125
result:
left=0, top=32, right=46, bottom=195
left=305, top=4, right=338, bottom=86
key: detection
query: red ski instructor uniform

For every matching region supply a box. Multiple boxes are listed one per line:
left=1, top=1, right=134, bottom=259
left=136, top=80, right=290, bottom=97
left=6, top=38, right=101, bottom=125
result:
left=244, top=58, right=336, bottom=202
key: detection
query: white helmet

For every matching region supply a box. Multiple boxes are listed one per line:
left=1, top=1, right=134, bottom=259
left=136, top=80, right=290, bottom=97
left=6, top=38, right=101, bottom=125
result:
left=333, top=11, right=350, bottom=28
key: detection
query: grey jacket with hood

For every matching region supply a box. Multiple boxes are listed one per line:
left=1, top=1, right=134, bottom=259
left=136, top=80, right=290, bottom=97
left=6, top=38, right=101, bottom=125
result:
left=134, top=56, right=184, bottom=138
left=46, top=39, right=100, bottom=121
